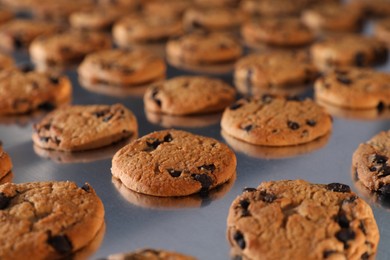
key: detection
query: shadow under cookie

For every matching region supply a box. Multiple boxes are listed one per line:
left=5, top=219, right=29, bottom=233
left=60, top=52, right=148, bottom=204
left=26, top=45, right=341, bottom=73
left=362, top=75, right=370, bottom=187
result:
left=112, top=173, right=236, bottom=209
left=145, top=110, right=222, bottom=128
left=221, top=130, right=331, bottom=159
left=167, top=56, right=235, bottom=74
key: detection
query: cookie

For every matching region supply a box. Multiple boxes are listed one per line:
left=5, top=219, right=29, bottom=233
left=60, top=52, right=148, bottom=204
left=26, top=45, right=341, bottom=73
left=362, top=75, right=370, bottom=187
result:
left=302, top=3, right=363, bottom=33
left=113, top=13, right=183, bottom=45
left=97, top=0, right=139, bottom=8
left=0, top=142, right=12, bottom=180
left=194, top=0, right=241, bottom=7
left=0, top=19, right=60, bottom=51
left=0, top=68, right=72, bottom=115
left=310, top=34, right=387, bottom=70
left=166, top=32, right=242, bottom=65
left=104, top=248, right=196, bottom=260
left=144, top=76, right=236, bottom=116
left=0, top=9, right=13, bottom=26
left=31, top=0, right=93, bottom=22
left=70, top=7, right=128, bottom=31
left=78, top=49, right=166, bottom=86
left=315, top=68, right=390, bottom=109
left=373, top=18, right=390, bottom=45
left=241, top=17, right=314, bottom=47
left=0, top=52, right=14, bottom=70
left=0, top=181, right=104, bottom=259
left=234, top=51, right=318, bottom=95
left=227, top=180, right=379, bottom=260
left=240, top=0, right=309, bottom=17
left=352, top=130, right=390, bottom=194
left=32, top=103, right=138, bottom=152
left=29, top=30, right=111, bottom=67
left=183, top=7, right=244, bottom=32
left=111, top=129, right=237, bottom=197
left=221, top=95, right=332, bottom=146
left=143, top=0, right=193, bottom=18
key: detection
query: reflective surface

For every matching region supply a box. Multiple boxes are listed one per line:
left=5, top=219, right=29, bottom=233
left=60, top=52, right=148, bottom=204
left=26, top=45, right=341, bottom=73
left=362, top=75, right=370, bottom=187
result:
left=1, top=48, right=390, bottom=260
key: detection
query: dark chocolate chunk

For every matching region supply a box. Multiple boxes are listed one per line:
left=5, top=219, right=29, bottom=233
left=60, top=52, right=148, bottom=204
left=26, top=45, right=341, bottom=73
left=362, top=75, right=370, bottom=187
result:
left=233, top=231, right=246, bottom=249
left=146, top=138, right=162, bottom=150
left=378, top=166, right=390, bottom=178
left=326, top=183, right=351, bottom=193
left=167, top=169, right=182, bottom=177
left=192, top=20, right=203, bottom=29
left=163, top=134, right=173, bottom=142
left=93, top=110, right=108, bottom=118
left=306, top=119, right=316, bottom=127
left=374, top=154, right=388, bottom=164
left=379, top=184, right=390, bottom=195
left=361, top=252, right=369, bottom=260
left=323, top=250, right=336, bottom=258
left=243, top=125, right=252, bottom=132
left=198, top=164, right=216, bottom=172
left=230, top=102, right=243, bottom=110
left=49, top=76, right=59, bottom=85
left=336, top=228, right=355, bottom=243
left=355, top=52, right=365, bottom=67
left=40, top=136, right=50, bottom=143
left=369, top=166, right=377, bottom=172
left=377, top=102, right=385, bottom=112
left=239, top=199, right=251, bottom=217
left=38, top=102, right=55, bottom=111
left=336, top=75, right=352, bottom=85
left=260, top=191, right=276, bottom=203
left=287, top=121, right=300, bottom=130
left=47, top=234, right=73, bottom=254
left=191, top=173, right=213, bottom=190
left=20, top=64, right=34, bottom=73
left=0, top=193, right=11, bottom=210
left=242, top=187, right=257, bottom=193
left=13, top=37, right=23, bottom=49
left=335, top=212, right=349, bottom=228
left=81, top=184, right=91, bottom=192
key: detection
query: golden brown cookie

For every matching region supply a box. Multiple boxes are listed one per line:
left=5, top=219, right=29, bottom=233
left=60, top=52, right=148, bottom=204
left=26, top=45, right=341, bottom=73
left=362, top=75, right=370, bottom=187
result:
left=104, top=248, right=196, bottom=260
left=373, top=18, right=390, bottom=45
left=111, top=129, right=237, bottom=197
left=143, top=0, right=192, bottom=18
left=32, top=103, right=138, bottom=152
left=227, top=180, right=379, bottom=260
left=30, top=0, right=93, bottom=22
left=221, top=95, right=332, bottom=146
left=240, top=0, right=309, bottom=17
left=144, top=76, right=236, bottom=116
left=70, top=7, right=128, bottom=31
left=0, top=181, right=105, bottom=259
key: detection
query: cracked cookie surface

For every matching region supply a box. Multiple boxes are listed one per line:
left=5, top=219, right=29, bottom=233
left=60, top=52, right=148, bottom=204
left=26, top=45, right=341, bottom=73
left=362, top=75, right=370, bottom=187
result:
left=144, top=76, right=236, bottom=115
left=353, top=130, right=390, bottom=193
left=221, top=95, right=332, bottom=146
left=105, top=248, right=197, bottom=260
left=0, top=181, right=104, bottom=259
left=227, top=180, right=379, bottom=260
left=32, top=103, right=138, bottom=152
left=111, top=129, right=237, bottom=197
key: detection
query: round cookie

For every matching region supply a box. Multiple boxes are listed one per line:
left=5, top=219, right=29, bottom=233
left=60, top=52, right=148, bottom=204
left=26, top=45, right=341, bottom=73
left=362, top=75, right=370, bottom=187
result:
left=373, top=18, right=390, bottom=45
left=240, top=0, right=309, bottom=17
left=183, top=7, right=245, bottom=32
left=0, top=181, right=104, bottom=259
left=227, top=180, right=379, bottom=260
left=241, top=17, right=314, bottom=47
left=166, top=32, right=242, bottom=65
left=0, top=19, right=60, bottom=51
left=104, top=249, right=196, bottom=260
left=29, top=30, right=111, bottom=67
left=221, top=95, right=332, bottom=146
left=302, top=3, right=363, bottom=33
left=314, top=68, right=390, bottom=109
left=143, top=0, right=193, bottom=18
left=144, top=76, right=236, bottom=116
left=113, top=13, right=183, bottom=45
left=234, top=51, right=318, bottom=95
left=0, top=142, right=12, bottom=180
left=310, top=34, right=387, bottom=70
left=78, top=49, right=166, bottom=86
left=70, top=7, right=128, bottom=31
left=111, top=129, right=237, bottom=197
left=32, top=103, right=138, bottom=152
left=30, top=0, right=93, bottom=22
left=0, top=68, right=72, bottom=115
left=352, top=130, right=390, bottom=193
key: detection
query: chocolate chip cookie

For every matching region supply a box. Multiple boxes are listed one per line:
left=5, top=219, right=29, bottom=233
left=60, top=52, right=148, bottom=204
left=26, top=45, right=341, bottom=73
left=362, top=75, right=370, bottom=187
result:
left=195, top=0, right=241, bottom=7
left=0, top=181, right=105, bottom=259
left=143, top=0, right=193, bottom=18
left=78, top=49, right=166, bottom=86
left=0, top=68, right=72, bottom=115
left=31, top=0, right=93, bottom=22
left=166, top=32, right=242, bottom=65
left=32, top=103, right=138, bottom=152
left=227, top=180, right=379, bottom=260
left=144, top=76, right=236, bottom=116
left=111, top=129, right=237, bottom=197
left=70, top=7, right=128, bottom=31
left=104, top=248, right=196, bottom=260
left=242, top=17, right=314, bottom=48
left=221, top=95, right=332, bottom=146
left=315, top=68, right=390, bottom=109
left=310, top=34, right=387, bottom=70
left=29, top=30, right=111, bottom=67
left=0, top=142, right=12, bottom=181
left=374, top=18, right=390, bottom=45
left=353, top=130, right=390, bottom=194
left=234, top=51, right=318, bottom=95
left=240, top=0, right=309, bottom=17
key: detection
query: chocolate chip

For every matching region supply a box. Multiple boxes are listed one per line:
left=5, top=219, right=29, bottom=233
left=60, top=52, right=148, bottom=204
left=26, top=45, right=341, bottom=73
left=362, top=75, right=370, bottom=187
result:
left=326, top=183, right=351, bottom=193
left=369, top=166, right=377, bottom=172
left=163, top=134, right=173, bottom=142
left=233, top=231, right=246, bottom=249
left=243, top=125, right=252, bottom=132
left=93, top=110, right=108, bottom=118
left=336, top=229, right=355, bottom=244
left=378, top=166, right=390, bottom=178
left=361, top=252, right=369, bottom=260
left=0, top=193, right=11, bottom=210
left=230, top=102, right=243, bottom=110
left=191, top=174, right=213, bottom=190
left=260, top=191, right=276, bottom=203
left=49, top=76, right=59, bottom=85
left=47, top=234, right=73, bottom=254
left=336, top=75, right=352, bottom=85
left=374, top=154, right=388, bottom=164
left=20, top=64, right=34, bottom=73
left=13, top=37, right=23, bottom=49
left=146, top=138, right=162, bottom=150
left=287, top=121, right=300, bottom=130
left=306, top=119, right=316, bottom=127
left=377, top=102, right=385, bottom=112
left=167, top=169, right=182, bottom=177
left=81, top=184, right=91, bottom=192
left=355, top=52, right=365, bottom=67
left=198, top=164, right=216, bottom=172
left=379, top=184, right=390, bottom=195
left=239, top=199, right=250, bottom=217
left=192, top=20, right=203, bottom=29
left=286, top=96, right=301, bottom=102
left=335, top=213, right=349, bottom=228
left=40, top=136, right=50, bottom=143
left=323, top=250, right=336, bottom=258
left=242, top=187, right=257, bottom=193
left=38, top=102, right=55, bottom=111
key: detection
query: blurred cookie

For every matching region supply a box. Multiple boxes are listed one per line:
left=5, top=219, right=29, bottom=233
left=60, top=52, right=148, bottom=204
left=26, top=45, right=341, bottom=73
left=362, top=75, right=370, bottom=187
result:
left=227, top=180, right=379, bottom=260
left=167, top=32, right=242, bottom=65
left=0, top=9, right=13, bottom=25
left=0, top=181, right=104, bottom=259
left=97, top=0, right=139, bottom=8
left=143, top=0, right=192, bottom=18
left=353, top=130, right=390, bottom=193
left=31, top=0, right=93, bottom=22
left=70, top=7, right=128, bottom=31
left=234, top=51, right=318, bottom=95
left=310, top=34, right=387, bottom=70
left=374, top=18, right=390, bottom=45
left=221, top=95, right=332, bottom=146
left=242, top=17, right=314, bottom=47
left=29, top=30, right=111, bottom=67
left=144, top=76, right=236, bottom=116
left=105, top=249, right=196, bottom=260
left=78, top=49, right=166, bottom=86
left=0, top=142, right=12, bottom=180
left=0, top=68, right=71, bottom=115
left=315, top=68, right=390, bottom=109
left=0, top=19, right=60, bottom=51
left=0, top=53, right=14, bottom=70
left=194, top=0, right=241, bottom=7
left=111, top=129, right=237, bottom=197
left=32, top=103, right=137, bottom=152
left=240, top=0, right=309, bottom=17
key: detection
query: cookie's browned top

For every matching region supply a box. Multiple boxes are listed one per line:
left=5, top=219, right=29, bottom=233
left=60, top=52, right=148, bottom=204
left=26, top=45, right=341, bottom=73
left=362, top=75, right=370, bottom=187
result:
left=106, top=248, right=197, bottom=260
